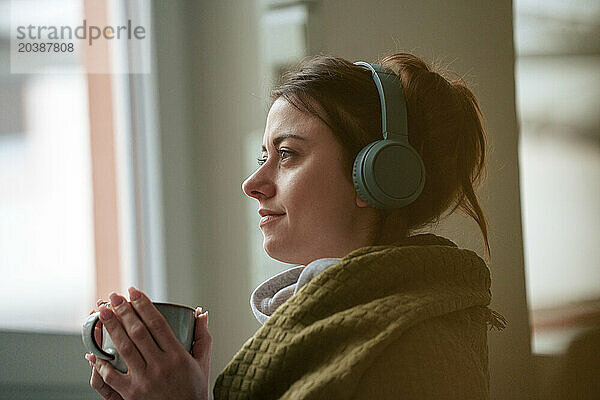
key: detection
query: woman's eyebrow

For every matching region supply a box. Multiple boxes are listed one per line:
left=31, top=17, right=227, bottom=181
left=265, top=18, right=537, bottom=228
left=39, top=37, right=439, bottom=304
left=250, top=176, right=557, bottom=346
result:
left=261, top=133, right=308, bottom=152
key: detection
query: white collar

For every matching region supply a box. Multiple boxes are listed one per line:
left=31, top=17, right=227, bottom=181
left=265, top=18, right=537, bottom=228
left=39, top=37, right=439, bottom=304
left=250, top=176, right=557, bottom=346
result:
left=250, top=258, right=342, bottom=325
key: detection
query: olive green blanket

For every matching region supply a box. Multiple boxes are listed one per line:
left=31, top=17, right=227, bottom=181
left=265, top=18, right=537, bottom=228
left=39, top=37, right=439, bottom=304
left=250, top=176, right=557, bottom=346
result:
left=213, top=234, right=507, bottom=399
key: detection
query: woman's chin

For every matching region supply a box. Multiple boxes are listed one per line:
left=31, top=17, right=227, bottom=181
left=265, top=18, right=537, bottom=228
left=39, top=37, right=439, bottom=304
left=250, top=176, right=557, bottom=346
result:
left=262, top=241, right=285, bottom=262
left=263, top=238, right=301, bottom=265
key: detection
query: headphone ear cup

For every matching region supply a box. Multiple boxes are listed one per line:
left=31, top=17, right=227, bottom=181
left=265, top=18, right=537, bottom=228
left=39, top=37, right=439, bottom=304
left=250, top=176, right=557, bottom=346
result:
left=353, top=141, right=384, bottom=208
left=353, top=140, right=425, bottom=209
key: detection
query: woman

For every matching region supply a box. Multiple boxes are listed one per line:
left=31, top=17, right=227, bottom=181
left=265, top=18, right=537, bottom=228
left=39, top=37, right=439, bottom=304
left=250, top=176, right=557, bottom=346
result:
left=85, top=52, right=507, bottom=399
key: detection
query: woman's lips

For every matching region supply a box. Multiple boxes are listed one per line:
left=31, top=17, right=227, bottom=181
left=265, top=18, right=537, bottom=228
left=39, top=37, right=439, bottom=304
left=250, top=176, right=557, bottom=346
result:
left=259, top=213, right=285, bottom=227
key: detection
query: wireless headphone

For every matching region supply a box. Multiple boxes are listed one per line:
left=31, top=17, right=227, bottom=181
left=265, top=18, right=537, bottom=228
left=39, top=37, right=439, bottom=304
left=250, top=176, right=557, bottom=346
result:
left=352, top=61, right=426, bottom=209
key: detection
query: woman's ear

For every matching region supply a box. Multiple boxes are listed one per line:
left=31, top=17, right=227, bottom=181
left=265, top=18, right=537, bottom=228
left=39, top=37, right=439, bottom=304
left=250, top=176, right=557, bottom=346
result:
left=355, top=193, right=370, bottom=208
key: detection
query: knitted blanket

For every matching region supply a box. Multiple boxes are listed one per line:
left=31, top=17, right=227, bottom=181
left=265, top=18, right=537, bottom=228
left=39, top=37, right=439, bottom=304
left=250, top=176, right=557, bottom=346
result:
left=213, top=234, right=507, bottom=399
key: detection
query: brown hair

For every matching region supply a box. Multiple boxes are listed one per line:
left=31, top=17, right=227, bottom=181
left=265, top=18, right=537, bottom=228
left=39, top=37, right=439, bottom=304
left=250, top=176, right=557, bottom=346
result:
left=270, top=52, right=490, bottom=259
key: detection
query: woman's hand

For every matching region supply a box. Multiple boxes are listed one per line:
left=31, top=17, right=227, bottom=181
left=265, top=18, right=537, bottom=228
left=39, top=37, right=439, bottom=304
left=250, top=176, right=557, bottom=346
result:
left=86, top=299, right=124, bottom=400
left=90, top=298, right=108, bottom=345
left=85, top=287, right=212, bottom=400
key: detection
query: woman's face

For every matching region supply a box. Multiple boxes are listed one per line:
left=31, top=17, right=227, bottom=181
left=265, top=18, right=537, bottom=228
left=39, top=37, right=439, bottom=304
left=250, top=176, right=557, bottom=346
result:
left=242, top=98, right=375, bottom=265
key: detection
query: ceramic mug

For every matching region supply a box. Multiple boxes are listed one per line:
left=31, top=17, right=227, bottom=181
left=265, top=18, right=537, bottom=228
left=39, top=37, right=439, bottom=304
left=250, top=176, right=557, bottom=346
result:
left=82, top=302, right=196, bottom=373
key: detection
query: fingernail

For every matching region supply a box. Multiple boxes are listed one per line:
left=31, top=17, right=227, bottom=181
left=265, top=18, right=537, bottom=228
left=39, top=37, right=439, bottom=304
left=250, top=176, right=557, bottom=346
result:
left=85, top=353, right=96, bottom=363
left=109, top=292, right=123, bottom=307
left=128, top=287, right=141, bottom=301
left=195, top=306, right=203, bottom=317
left=99, top=305, right=113, bottom=320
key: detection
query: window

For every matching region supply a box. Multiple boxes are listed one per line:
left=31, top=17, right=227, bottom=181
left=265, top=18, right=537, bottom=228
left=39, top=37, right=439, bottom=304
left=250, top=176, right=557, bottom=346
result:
left=0, top=0, right=161, bottom=333
left=0, top=0, right=96, bottom=332
left=514, top=0, right=600, bottom=355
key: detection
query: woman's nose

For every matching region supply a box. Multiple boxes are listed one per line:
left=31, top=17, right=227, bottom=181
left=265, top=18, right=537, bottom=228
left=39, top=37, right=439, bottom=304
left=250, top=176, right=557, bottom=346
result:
left=242, top=168, right=275, bottom=200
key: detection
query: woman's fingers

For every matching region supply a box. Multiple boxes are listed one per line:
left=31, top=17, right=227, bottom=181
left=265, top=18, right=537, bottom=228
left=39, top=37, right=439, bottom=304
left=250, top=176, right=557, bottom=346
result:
left=94, top=320, right=103, bottom=345
left=191, top=309, right=212, bottom=370
left=108, top=292, right=165, bottom=360
left=127, top=287, right=181, bottom=352
left=88, top=355, right=126, bottom=400
left=90, top=298, right=107, bottom=344
left=97, top=298, right=109, bottom=307
left=98, top=304, right=147, bottom=371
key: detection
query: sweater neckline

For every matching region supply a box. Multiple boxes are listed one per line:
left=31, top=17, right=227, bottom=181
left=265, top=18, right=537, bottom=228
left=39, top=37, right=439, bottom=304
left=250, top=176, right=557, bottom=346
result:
left=250, top=233, right=459, bottom=325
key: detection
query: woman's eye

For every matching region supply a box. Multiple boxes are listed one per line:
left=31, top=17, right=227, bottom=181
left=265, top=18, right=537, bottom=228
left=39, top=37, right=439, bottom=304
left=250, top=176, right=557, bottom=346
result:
left=256, top=149, right=293, bottom=166
left=278, top=149, right=292, bottom=160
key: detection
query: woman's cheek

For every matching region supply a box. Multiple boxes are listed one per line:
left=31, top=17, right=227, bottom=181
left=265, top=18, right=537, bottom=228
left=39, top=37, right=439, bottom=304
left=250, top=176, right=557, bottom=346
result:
left=280, top=170, right=306, bottom=193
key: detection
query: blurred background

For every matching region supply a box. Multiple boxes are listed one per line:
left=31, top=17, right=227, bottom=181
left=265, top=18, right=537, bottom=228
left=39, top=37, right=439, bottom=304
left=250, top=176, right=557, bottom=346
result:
left=0, top=0, right=598, bottom=399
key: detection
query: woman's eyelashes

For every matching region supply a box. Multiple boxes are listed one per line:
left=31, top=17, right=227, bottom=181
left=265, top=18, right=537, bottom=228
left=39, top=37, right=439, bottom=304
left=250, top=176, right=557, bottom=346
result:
left=257, top=149, right=294, bottom=166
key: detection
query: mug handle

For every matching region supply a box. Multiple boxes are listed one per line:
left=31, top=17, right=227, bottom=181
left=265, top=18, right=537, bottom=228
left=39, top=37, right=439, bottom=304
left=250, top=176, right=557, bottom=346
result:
left=82, top=312, right=116, bottom=361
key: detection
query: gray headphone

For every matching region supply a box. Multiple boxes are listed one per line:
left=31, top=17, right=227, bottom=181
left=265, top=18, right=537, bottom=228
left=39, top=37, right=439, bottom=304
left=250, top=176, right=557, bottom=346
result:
left=352, top=62, right=426, bottom=209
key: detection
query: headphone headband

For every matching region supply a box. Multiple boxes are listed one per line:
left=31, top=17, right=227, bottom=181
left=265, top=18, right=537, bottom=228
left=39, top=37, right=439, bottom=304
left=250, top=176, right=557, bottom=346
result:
left=354, top=62, right=408, bottom=142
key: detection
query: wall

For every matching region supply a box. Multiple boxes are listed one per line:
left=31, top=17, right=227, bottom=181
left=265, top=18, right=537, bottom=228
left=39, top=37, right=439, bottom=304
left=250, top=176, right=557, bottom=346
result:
left=0, top=331, right=96, bottom=399
left=169, top=0, right=266, bottom=390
